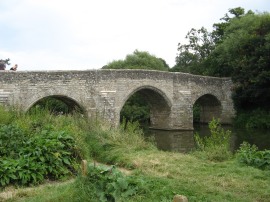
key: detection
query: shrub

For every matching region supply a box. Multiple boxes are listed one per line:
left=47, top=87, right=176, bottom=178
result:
left=236, top=142, right=270, bottom=170
left=74, top=165, right=139, bottom=202
left=194, top=118, right=232, bottom=161
left=0, top=126, right=79, bottom=186
left=234, top=109, right=270, bottom=129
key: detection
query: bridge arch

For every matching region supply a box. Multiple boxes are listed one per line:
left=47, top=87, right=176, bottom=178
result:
left=26, top=94, right=86, bottom=115
left=193, top=93, right=222, bottom=123
left=119, top=85, right=172, bottom=129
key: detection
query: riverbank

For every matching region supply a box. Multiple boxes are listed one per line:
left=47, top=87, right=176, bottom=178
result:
left=3, top=151, right=270, bottom=202
left=0, top=107, right=269, bottom=201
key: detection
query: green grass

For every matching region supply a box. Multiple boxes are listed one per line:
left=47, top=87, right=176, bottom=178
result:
left=5, top=151, right=270, bottom=201
left=1, top=106, right=270, bottom=201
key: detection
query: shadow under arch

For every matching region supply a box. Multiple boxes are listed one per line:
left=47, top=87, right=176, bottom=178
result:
left=27, top=95, right=86, bottom=115
left=120, top=85, right=172, bottom=129
left=193, top=93, right=222, bottom=124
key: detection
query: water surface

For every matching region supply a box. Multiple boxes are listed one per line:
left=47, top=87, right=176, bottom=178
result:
left=146, top=124, right=270, bottom=153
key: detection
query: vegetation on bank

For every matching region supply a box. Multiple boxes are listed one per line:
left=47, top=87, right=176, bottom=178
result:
left=1, top=106, right=270, bottom=202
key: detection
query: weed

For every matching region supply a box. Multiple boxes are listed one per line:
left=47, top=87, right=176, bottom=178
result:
left=194, top=118, right=232, bottom=161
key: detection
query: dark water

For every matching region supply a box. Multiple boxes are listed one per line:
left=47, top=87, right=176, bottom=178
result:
left=146, top=124, right=270, bottom=153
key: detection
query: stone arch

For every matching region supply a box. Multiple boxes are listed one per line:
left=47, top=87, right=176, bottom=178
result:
left=193, top=93, right=222, bottom=124
left=120, top=85, right=172, bottom=129
left=26, top=94, right=86, bottom=115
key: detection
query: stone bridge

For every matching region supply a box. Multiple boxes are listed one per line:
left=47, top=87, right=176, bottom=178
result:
left=0, top=70, right=235, bottom=130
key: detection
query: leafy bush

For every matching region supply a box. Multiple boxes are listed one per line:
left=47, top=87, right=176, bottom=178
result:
left=236, top=142, right=270, bottom=170
left=194, top=118, right=232, bottom=161
left=0, top=125, right=79, bottom=186
left=234, top=109, right=270, bottom=129
left=74, top=165, right=139, bottom=202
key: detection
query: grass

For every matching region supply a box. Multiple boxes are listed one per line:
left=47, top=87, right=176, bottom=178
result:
left=1, top=106, right=270, bottom=201
left=5, top=150, right=270, bottom=202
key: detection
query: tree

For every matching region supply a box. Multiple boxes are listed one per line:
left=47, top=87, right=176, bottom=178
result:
left=172, top=7, right=253, bottom=76
left=171, top=27, right=214, bottom=74
left=103, top=50, right=169, bottom=71
left=0, top=58, right=10, bottom=70
left=209, top=12, right=270, bottom=110
left=212, top=7, right=249, bottom=44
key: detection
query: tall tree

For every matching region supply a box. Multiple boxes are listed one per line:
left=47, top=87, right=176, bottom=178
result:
left=171, top=7, right=253, bottom=75
left=209, top=12, right=270, bottom=110
left=171, top=27, right=214, bottom=74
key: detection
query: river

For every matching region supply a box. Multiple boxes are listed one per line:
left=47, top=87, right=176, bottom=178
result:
left=146, top=124, right=270, bottom=153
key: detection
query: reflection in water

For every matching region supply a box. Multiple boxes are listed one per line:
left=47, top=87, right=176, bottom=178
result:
left=146, top=130, right=195, bottom=153
left=146, top=124, right=270, bottom=153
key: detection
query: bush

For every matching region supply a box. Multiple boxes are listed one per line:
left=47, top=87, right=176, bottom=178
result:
left=194, top=118, right=232, bottom=161
left=236, top=142, right=270, bottom=170
left=234, top=109, right=270, bottom=129
left=0, top=125, right=79, bottom=186
left=74, top=165, right=139, bottom=202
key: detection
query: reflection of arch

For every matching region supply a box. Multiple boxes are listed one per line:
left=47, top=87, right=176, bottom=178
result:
left=193, top=94, right=222, bottom=123
left=120, top=86, right=172, bottom=129
left=27, top=95, right=85, bottom=114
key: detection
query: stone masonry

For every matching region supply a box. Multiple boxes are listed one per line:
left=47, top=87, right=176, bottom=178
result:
left=0, top=69, right=235, bottom=130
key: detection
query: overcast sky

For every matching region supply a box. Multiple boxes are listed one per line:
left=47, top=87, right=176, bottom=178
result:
left=0, top=0, right=269, bottom=71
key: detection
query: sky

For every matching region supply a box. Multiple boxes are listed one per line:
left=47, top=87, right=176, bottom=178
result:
left=0, top=0, right=270, bottom=71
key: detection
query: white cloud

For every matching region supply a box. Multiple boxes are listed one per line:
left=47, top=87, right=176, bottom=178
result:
left=0, top=0, right=269, bottom=70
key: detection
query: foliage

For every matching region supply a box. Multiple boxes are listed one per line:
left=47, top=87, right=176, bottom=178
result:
left=0, top=125, right=78, bottom=186
left=0, top=105, right=14, bottom=125
left=210, top=12, right=270, bottom=111
left=0, top=58, right=10, bottom=70
left=0, top=58, right=10, bottom=65
left=0, top=107, right=83, bottom=187
left=120, top=93, right=150, bottom=125
left=74, top=165, right=139, bottom=202
left=30, top=97, right=83, bottom=115
left=193, top=103, right=201, bottom=123
left=233, top=109, right=270, bottom=129
left=84, top=120, right=156, bottom=168
left=173, top=8, right=270, bottom=118
left=172, top=7, right=253, bottom=76
left=103, top=50, right=169, bottom=71
left=171, top=27, right=215, bottom=74
left=1, top=107, right=270, bottom=201
left=194, top=118, right=232, bottom=161
left=212, top=7, right=249, bottom=44
left=236, top=142, right=270, bottom=170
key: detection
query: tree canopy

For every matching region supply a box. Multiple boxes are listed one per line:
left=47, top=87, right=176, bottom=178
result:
left=172, top=8, right=270, bottom=112
left=0, top=58, right=10, bottom=70
left=103, top=50, right=169, bottom=71
left=210, top=12, right=270, bottom=110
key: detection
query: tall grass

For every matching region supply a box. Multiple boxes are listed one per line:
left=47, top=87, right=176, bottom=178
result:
left=193, top=118, right=232, bottom=161
left=2, top=106, right=270, bottom=201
